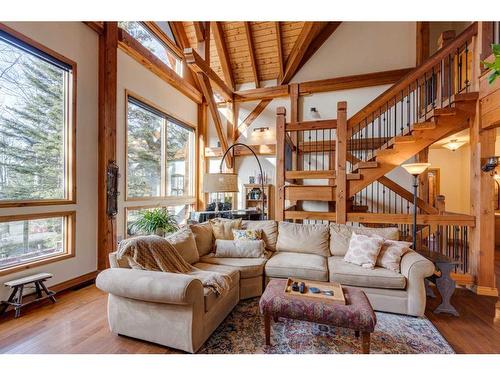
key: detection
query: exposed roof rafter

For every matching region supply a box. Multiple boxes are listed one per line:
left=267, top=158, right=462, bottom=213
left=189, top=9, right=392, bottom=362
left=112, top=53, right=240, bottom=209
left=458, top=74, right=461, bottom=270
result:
left=244, top=22, right=259, bottom=88
left=212, top=21, right=234, bottom=90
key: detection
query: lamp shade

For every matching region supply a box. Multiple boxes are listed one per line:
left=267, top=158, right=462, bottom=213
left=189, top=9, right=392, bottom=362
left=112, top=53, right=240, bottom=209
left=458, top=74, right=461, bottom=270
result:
left=203, top=173, right=239, bottom=193
left=401, top=162, right=431, bottom=176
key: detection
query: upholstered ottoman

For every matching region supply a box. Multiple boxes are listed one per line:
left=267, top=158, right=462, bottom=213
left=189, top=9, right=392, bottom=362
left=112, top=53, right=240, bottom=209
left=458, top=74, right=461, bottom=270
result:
left=259, top=279, right=377, bottom=353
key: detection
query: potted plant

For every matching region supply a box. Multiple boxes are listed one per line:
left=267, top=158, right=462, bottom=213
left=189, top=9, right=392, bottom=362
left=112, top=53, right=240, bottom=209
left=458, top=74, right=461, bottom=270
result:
left=131, top=208, right=179, bottom=237
left=482, top=44, right=500, bottom=84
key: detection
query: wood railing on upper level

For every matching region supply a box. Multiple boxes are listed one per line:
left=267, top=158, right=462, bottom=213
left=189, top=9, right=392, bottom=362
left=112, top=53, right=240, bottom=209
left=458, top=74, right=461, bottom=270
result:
left=347, top=23, right=478, bottom=170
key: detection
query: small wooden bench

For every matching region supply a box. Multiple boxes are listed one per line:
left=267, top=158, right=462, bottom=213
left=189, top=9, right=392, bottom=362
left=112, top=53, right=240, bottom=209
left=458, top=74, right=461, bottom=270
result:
left=1, top=273, right=57, bottom=318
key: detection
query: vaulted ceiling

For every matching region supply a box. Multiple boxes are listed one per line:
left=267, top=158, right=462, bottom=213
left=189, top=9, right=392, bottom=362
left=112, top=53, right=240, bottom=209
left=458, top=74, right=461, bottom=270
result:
left=177, top=22, right=341, bottom=88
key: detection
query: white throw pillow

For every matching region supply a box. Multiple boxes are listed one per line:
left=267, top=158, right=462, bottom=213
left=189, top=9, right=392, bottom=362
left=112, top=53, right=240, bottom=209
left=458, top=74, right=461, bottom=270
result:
left=344, top=232, right=384, bottom=269
left=376, top=239, right=412, bottom=272
left=214, top=239, right=265, bottom=258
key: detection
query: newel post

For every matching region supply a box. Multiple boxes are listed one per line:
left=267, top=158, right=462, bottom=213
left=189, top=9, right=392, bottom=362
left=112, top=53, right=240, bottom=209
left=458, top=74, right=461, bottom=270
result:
left=275, top=107, right=286, bottom=222
left=335, top=101, right=348, bottom=224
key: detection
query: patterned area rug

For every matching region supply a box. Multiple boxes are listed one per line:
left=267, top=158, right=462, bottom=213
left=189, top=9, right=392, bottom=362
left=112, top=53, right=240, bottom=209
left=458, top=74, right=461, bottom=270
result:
left=197, top=298, right=454, bottom=354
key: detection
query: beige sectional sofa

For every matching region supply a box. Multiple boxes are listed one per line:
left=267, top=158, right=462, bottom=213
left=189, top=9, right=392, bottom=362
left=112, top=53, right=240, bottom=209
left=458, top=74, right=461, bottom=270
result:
left=96, top=220, right=434, bottom=353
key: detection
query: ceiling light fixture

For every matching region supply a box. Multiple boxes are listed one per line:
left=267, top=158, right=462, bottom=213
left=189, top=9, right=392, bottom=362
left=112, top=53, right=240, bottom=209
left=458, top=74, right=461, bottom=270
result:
left=442, top=139, right=466, bottom=151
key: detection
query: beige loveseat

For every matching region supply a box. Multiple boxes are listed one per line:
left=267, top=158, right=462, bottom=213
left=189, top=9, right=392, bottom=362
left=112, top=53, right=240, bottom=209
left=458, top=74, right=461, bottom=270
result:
left=96, top=220, right=434, bottom=353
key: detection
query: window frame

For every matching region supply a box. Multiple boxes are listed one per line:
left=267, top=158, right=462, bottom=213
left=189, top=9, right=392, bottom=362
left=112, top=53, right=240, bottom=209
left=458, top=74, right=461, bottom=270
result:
left=0, top=23, right=77, bottom=208
left=0, top=210, right=76, bottom=276
left=124, top=90, right=197, bottom=203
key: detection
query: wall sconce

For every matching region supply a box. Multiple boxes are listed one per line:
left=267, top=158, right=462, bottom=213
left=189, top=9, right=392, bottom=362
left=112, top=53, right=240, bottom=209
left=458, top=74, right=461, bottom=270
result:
left=310, top=107, right=320, bottom=119
left=442, top=139, right=466, bottom=151
left=253, top=127, right=269, bottom=133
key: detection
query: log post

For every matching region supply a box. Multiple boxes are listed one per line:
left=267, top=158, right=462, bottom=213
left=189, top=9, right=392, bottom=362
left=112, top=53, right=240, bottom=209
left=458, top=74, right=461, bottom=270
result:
left=197, top=102, right=208, bottom=210
left=469, top=23, right=497, bottom=297
left=335, top=101, right=347, bottom=224
left=276, top=107, right=286, bottom=221
left=97, top=22, right=118, bottom=270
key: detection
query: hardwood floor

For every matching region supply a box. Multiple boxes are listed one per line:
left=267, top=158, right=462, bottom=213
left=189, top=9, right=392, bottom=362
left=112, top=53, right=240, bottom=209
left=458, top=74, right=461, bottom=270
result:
left=0, top=252, right=498, bottom=354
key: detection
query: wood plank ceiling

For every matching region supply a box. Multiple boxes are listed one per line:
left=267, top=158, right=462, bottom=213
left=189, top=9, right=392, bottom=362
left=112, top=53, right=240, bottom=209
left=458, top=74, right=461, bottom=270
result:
left=182, top=21, right=310, bottom=86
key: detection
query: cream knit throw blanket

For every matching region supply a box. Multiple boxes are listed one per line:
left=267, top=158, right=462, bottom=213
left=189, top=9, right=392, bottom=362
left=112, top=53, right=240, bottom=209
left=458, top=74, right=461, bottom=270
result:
left=116, top=235, right=230, bottom=295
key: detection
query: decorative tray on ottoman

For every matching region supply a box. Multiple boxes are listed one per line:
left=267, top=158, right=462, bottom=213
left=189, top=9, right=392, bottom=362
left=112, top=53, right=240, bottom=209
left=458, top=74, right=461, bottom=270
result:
left=284, top=278, right=346, bottom=305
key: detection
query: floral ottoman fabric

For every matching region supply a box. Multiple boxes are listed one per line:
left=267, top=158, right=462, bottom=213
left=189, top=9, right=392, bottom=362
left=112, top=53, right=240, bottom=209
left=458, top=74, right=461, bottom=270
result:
left=259, top=279, right=377, bottom=333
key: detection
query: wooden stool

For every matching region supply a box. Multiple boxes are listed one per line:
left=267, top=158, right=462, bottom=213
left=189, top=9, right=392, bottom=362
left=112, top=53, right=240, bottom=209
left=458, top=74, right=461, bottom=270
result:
left=0, top=273, right=56, bottom=318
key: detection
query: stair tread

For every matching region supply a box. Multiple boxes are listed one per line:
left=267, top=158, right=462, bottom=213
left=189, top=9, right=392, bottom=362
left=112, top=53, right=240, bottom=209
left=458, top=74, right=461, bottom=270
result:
left=412, top=121, right=436, bottom=130
left=353, top=161, right=378, bottom=170
left=347, top=173, right=362, bottom=180
left=394, top=135, right=416, bottom=144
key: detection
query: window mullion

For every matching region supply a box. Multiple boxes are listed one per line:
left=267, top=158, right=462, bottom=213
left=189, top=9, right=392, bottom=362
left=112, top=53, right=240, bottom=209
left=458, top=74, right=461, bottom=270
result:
left=161, top=118, right=167, bottom=197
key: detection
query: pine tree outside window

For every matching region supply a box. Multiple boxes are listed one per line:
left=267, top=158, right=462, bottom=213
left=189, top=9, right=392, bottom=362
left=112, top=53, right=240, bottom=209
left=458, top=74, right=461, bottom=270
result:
left=126, top=94, right=195, bottom=200
left=0, top=27, right=75, bottom=206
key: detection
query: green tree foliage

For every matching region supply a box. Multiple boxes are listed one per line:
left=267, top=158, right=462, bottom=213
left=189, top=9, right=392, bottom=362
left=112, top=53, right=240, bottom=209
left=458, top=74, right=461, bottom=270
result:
left=0, top=38, right=65, bottom=201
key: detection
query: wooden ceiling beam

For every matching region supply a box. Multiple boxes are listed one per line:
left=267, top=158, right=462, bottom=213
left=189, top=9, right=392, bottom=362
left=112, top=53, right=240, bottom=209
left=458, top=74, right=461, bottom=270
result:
left=234, top=85, right=289, bottom=102
left=185, top=47, right=233, bottom=102
left=234, top=67, right=412, bottom=102
left=295, top=22, right=342, bottom=74
left=275, top=22, right=284, bottom=82
left=244, top=22, right=260, bottom=88
left=197, top=73, right=232, bottom=168
left=234, top=99, right=272, bottom=141
left=118, top=29, right=202, bottom=103
left=169, top=22, right=190, bottom=49
left=212, top=21, right=234, bottom=90
left=206, top=144, right=276, bottom=158
left=281, top=22, right=325, bottom=84
left=193, top=22, right=206, bottom=43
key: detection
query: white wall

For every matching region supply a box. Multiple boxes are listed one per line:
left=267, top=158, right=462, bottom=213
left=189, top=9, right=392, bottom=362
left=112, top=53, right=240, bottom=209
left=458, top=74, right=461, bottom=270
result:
left=0, top=22, right=99, bottom=299
left=115, top=50, right=198, bottom=240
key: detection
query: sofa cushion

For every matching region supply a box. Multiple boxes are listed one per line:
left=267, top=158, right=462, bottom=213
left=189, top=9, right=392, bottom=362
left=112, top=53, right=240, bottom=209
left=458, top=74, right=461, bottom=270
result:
left=199, top=255, right=268, bottom=279
left=194, top=263, right=240, bottom=312
left=242, top=220, right=278, bottom=251
left=328, top=256, right=406, bottom=290
left=276, top=222, right=329, bottom=256
left=265, top=252, right=328, bottom=281
left=330, top=224, right=399, bottom=256
left=189, top=221, right=214, bottom=257
left=166, top=227, right=199, bottom=264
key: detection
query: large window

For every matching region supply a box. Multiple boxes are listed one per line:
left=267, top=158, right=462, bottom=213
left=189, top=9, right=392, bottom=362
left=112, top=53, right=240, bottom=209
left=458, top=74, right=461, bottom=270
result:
left=0, top=26, right=75, bottom=206
left=126, top=94, right=195, bottom=200
left=118, top=22, right=183, bottom=76
left=0, top=212, right=75, bottom=275
left=0, top=24, right=76, bottom=275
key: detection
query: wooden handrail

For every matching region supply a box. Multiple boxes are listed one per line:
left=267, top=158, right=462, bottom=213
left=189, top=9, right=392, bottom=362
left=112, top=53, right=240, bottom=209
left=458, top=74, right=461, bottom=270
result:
left=347, top=22, right=478, bottom=130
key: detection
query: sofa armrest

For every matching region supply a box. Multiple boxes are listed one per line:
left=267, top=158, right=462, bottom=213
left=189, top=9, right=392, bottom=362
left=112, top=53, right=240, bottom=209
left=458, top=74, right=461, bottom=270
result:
left=96, top=268, right=204, bottom=305
left=399, top=250, right=435, bottom=316
left=400, top=250, right=435, bottom=280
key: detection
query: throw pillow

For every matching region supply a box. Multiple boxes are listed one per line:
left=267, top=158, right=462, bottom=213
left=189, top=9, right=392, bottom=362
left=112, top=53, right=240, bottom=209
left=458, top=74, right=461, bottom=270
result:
left=232, top=228, right=262, bottom=241
left=210, top=218, right=242, bottom=240
left=189, top=221, right=214, bottom=256
left=377, top=239, right=412, bottom=272
left=214, top=239, right=265, bottom=258
left=343, top=232, right=384, bottom=269
left=330, top=224, right=399, bottom=256
left=165, top=227, right=199, bottom=264
left=241, top=220, right=278, bottom=251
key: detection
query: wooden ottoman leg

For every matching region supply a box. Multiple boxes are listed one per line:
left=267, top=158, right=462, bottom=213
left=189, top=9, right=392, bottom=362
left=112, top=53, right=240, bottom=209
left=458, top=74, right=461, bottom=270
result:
left=354, top=330, right=360, bottom=338
left=362, top=332, right=371, bottom=354
left=264, top=314, right=271, bottom=346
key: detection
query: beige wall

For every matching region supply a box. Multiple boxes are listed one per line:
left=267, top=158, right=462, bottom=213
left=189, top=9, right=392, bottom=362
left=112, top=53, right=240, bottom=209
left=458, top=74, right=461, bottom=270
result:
left=428, top=145, right=471, bottom=214
left=0, top=22, right=99, bottom=299
left=115, top=50, right=198, bottom=240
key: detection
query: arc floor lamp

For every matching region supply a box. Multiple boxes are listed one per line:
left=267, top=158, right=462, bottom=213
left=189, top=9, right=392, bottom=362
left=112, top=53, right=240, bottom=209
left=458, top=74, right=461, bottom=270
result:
left=401, top=162, right=431, bottom=250
left=203, top=143, right=266, bottom=220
